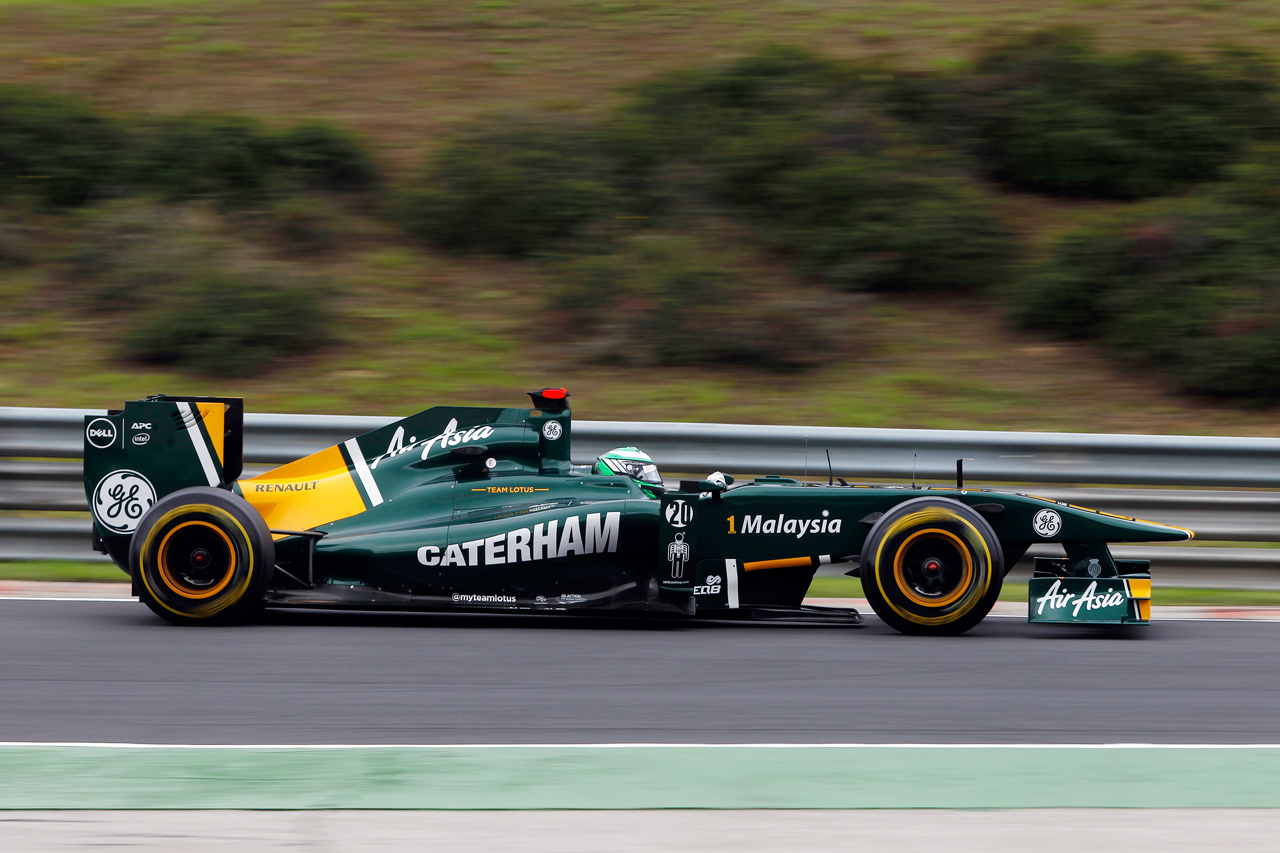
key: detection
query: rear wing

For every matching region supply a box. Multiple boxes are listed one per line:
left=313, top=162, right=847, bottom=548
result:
left=84, top=396, right=243, bottom=553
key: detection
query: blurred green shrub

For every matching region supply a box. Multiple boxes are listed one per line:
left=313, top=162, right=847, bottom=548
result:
left=122, top=267, right=333, bottom=376
left=256, top=196, right=345, bottom=256
left=273, top=121, right=377, bottom=193
left=1012, top=146, right=1280, bottom=399
left=130, top=116, right=375, bottom=206
left=0, top=216, right=39, bottom=267
left=760, top=153, right=1017, bottom=292
left=63, top=200, right=336, bottom=374
left=0, top=86, right=126, bottom=206
left=129, top=115, right=281, bottom=206
left=607, top=48, right=1016, bottom=292
left=398, top=118, right=618, bottom=257
left=0, top=83, right=377, bottom=209
left=606, top=46, right=840, bottom=209
left=617, top=45, right=838, bottom=152
left=547, top=231, right=840, bottom=370
left=901, top=29, right=1279, bottom=199
left=62, top=201, right=215, bottom=310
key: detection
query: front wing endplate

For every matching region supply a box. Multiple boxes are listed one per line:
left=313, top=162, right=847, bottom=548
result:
left=1028, top=575, right=1151, bottom=625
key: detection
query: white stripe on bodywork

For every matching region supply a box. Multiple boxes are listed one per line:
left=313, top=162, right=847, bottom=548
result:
left=725, top=558, right=739, bottom=609
left=176, top=402, right=219, bottom=487
left=345, top=438, right=384, bottom=507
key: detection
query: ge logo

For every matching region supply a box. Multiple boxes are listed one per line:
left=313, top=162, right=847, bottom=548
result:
left=665, top=499, right=693, bottom=528
left=92, top=470, right=157, bottom=534
left=1033, top=509, right=1062, bottom=538
left=541, top=421, right=563, bottom=441
left=705, top=575, right=722, bottom=585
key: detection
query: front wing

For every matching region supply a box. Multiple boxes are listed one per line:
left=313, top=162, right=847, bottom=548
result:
left=1028, top=557, right=1152, bottom=625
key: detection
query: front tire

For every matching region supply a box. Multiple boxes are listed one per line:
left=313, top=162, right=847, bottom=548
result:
left=860, top=497, right=1003, bottom=636
left=129, top=487, right=274, bottom=626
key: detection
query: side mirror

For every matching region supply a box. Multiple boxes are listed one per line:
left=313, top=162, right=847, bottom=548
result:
left=699, top=471, right=734, bottom=493
left=450, top=445, right=488, bottom=457
left=451, top=444, right=494, bottom=478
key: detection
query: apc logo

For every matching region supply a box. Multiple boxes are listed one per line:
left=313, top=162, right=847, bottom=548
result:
left=86, top=418, right=118, bottom=449
left=665, top=499, right=693, bottom=528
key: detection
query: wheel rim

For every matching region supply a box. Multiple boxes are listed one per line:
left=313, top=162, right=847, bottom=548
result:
left=156, top=520, right=237, bottom=599
left=892, top=528, right=974, bottom=608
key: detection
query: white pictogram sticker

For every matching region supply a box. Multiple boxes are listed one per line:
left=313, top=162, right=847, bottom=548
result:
left=667, top=532, right=690, bottom=579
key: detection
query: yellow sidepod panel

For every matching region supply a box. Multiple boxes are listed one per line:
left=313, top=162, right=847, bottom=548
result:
left=239, top=445, right=367, bottom=537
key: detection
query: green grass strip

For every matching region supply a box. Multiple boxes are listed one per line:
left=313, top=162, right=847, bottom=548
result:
left=0, top=561, right=124, bottom=583
left=2, top=745, right=1280, bottom=809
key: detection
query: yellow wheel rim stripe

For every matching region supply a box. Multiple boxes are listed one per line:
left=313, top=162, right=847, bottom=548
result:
left=873, top=508, right=993, bottom=626
left=138, top=504, right=256, bottom=620
left=156, top=520, right=237, bottom=600
left=892, top=528, right=973, bottom=609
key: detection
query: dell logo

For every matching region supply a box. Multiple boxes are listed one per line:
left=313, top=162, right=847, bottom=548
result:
left=85, top=418, right=118, bottom=449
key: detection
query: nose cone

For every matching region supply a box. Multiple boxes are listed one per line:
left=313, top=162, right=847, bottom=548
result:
left=1087, top=510, right=1194, bottom=543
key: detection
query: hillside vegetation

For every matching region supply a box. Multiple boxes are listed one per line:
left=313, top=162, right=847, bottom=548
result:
left=6, top=2, right=1280, bottom=432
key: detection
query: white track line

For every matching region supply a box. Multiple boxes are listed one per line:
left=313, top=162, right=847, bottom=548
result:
left=0, top=597, right=135, bottom=602
left=0, top=737, right=1274, bottom=742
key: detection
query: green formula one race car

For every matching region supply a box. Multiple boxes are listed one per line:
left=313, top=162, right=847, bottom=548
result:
left=83, top=389, right=1191, bottom=634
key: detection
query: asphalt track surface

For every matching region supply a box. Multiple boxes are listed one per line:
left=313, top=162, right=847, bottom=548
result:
left=2, top=599, right=1279, bottom=745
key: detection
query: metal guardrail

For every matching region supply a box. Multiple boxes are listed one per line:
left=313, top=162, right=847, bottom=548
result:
left=9, top=406, right=1280, bottom=486
left=4, top=407, right=1280, bottom=581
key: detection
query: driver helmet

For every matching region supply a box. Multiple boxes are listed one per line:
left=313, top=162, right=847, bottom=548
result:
left=593, top=446, right=664, bottom=497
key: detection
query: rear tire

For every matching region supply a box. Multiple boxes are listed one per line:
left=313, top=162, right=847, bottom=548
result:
left=860, top=497, right=1003, bottom=636
left=129, top=487, right=274, bottom=626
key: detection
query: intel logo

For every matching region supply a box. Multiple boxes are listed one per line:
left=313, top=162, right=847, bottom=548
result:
left=86, top=418, right=118, bottom=450
left=132, top=433, right=150, bottom=446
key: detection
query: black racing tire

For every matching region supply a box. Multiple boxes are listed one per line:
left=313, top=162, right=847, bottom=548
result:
left=128, top=487, right=274, bottom=626
left=860, top=497, right=1003, bottom=636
